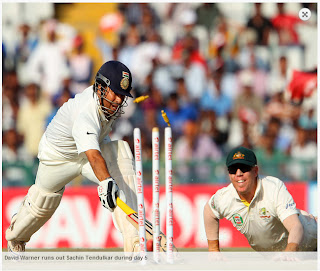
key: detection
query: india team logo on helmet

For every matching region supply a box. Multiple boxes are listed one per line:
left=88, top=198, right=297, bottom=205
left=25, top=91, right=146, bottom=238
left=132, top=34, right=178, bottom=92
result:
left=120, top=71, right=130, bottom=90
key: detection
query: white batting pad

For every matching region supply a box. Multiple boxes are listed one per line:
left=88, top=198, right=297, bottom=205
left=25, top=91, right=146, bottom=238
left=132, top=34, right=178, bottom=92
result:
left=101, top=140, right=139, bottom=252
left=6, top=185, right=64, bottom=242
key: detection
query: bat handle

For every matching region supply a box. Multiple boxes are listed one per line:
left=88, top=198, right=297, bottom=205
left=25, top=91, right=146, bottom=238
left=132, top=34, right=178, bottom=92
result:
left=116, top=197, right=136, bottom=215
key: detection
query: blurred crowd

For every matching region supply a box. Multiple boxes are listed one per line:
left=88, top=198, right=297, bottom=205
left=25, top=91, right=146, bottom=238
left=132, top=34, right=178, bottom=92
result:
left=2, top=3, right=317, bottom=186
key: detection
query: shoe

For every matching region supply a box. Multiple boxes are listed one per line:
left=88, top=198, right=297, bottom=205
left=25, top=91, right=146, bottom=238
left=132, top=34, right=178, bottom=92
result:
left=7, top=214, right=26, bottom=253
left=7, top=240, right=26, bottom=253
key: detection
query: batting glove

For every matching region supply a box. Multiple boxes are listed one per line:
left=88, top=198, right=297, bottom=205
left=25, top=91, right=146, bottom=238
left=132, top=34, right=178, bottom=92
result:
left=98, top=178, right=119, bottom=212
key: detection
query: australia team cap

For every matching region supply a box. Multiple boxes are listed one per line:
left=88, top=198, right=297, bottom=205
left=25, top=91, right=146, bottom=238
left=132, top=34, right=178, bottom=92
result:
left=226, top=146, right=257, bottom=167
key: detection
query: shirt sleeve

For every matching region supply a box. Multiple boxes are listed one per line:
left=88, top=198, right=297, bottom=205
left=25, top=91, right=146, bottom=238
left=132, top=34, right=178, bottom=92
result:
left=208, top=192, right=223, bottom=219
left=72, top=109, right=101, bottom=154
left=274, top=179, right=299, bottom=222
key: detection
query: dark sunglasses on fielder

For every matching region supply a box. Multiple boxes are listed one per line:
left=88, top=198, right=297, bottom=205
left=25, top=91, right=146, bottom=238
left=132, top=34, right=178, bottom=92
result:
left=228, top=164, right=253, bottom=174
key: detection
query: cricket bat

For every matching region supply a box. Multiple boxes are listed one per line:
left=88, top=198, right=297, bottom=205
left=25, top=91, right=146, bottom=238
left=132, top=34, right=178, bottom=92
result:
left=116, top=197, right=178, bottom=252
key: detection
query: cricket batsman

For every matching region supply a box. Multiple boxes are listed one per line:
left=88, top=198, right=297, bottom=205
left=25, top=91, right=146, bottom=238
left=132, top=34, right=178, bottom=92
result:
left=204, top=146, right=317, bottom=252
left=6, top=60, right=140, bottom=253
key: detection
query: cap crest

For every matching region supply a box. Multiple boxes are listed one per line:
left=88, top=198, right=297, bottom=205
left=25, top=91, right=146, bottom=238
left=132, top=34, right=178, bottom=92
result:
left=226, top=146, right=257, bottom=167
left=233, top=152, right=245, bottom=160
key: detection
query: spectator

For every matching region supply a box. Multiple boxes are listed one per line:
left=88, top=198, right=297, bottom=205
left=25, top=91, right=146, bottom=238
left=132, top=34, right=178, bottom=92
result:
left=208, top=16, right=239, bottom=61
left=116, top=72, right=162, bottom=145
left=254, top=131, right=289, bottom=177
left=228, top=70, right=264, bottom=149
left=2, top=129, right=34, bottom=187
left=69, top=34, right=93, bottom=95
left=262, top=83, right=302, bottom=156
left=118, top=3, right=160, bottom=28
left=14, top=23, right=39, bottom=85
left=172, top=30, right=207, bottom=70
left=130, top=29, right=168, bottom=86
left=95, top=27, right=121, bottom=63
left=263, top=117, right=292, bottom=153
left=227, top=117, right=257, bottom=150
left=200, top=67, right=232, bottom=118
left=198, top=109, right=217, bottom=137
left=174, top=47, right=207, bottom=102
left=232, top=70, right=264, bottom=121
left=290, top=126, right=317, bottom=160
left=237, top=53, right=269, bottom=99
left=117, top=24, right=141, bottom=68
left=152, top=58, right=176, bottom=99
left=268, top=55, right=289, bottom=100
left=288, top=126, right=317, bottom=181
left=246, top=3, right=273, bottom=46
left=3, top=129, right=32, bottom=164
left=207, top=57, right=239, bottom=100
left=157, top=92, right=198, bottom=138
left=176, top=8, right=209, bottom=58
left=200, top=67, right=232, bottom=146
left=26, top=19, right=70, bottom=99
left=237, top=29, right=270, bottom=72
left=240, top=121, right=255, bottom=150
left=263, top=88, right=297, bottom=123
left=271, top=3, right=302, bottom=46
left=138, top=4, right=161, bottom=40
left=158, top=3, right=200, bottom=46
left=2, top=71, right=21, bottom=131
left=16, top=82, right=52, bottom=158
left=298, top=105, right=317, bottom=143
left=173, top=119, right=222, bottom=183
left=196, top=3, right=221, bottom=34
left=174, top=77, right=191, bottom=106
left=46, top=87, right=74, bottom=126
left=198, top=109, right=230, bottom=149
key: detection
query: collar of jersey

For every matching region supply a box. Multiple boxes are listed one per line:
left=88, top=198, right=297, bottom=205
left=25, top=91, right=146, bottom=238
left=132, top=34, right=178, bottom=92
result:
left=232, top=177, right=262, bottom=205
left=98, top=107, right=108, bottom=122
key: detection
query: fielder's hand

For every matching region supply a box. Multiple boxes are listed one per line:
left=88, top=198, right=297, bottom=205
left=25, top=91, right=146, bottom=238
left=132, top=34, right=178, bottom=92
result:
left=98, top=178, right=119, bottom=212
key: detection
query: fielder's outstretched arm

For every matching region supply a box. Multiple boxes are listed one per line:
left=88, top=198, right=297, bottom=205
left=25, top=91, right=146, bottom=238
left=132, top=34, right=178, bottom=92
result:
left=282, top=214, right=304, bottom=251
left=204, top=202, right=220, bottom=252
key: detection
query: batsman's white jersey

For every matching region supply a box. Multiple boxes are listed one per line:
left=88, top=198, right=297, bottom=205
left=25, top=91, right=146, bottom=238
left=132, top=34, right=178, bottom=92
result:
left=209, top=176, right=317, bottom=251
left=35, top=86, right=115, bottom=192
left=45, top=86, right=113, bottom=160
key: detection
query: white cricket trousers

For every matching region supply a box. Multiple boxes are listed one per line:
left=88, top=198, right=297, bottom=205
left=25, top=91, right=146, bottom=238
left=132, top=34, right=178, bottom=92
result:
left=33, top=134, right=139, bottom=252
left=35, top=135, right=104, bottom=192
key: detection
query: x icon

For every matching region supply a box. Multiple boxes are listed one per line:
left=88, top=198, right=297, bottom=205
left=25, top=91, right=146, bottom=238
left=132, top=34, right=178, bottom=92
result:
left=299, top=8, right=311, bottom=21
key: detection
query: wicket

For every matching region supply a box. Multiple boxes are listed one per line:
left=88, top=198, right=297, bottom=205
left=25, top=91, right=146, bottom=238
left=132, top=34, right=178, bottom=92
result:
left=152, top=127, right=161, bottom=261
left=133, top=128, right=147, bottom=257
left=165, top=127, right=174, bottom=263
left=134, top=125, right=174, bottom=263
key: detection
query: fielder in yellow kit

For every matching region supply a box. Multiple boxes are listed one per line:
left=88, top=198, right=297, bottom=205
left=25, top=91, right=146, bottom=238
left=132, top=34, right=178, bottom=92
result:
left=204, top=146, right=317, bottom=252
left=6, top=61, right=140, bottom=253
